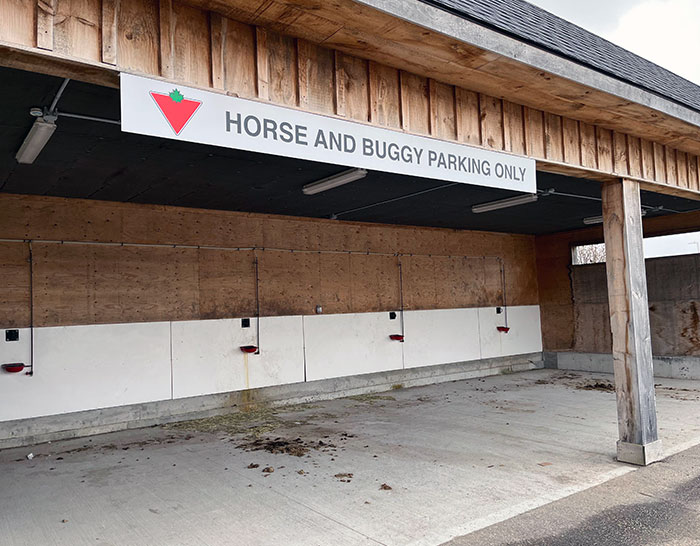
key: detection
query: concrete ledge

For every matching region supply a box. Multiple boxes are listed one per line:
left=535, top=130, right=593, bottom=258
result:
left=554, top=352, right=700, bottom=380
left=617, top=440, right=665, bottom=466
left=0, top=353, right=543, bottom=449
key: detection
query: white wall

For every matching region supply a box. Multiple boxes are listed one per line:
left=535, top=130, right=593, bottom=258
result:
left=0, top=306, right=542, bottom=422
left=0, top=323, right=171, bottom=422
left=171, top=315, right=304, bottom=399
left=403, top=309, right=480, bottom=368
left=303, top=312, right=404, bottom=381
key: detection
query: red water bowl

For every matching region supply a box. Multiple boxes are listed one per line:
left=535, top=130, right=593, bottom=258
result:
left=497, top=326, right=510, bottom=333
left=240, top=345, right=258, bottom=354
left=2, top=363, right=25, bottom=373
left=389, top=334, right=405, bottom=342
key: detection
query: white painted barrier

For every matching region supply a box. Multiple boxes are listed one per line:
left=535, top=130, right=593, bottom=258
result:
left=0, top=323, right=171, bottom=422
left=303, top=312, right=404, bottom=381
left=0, top=306, right=542, bottom=422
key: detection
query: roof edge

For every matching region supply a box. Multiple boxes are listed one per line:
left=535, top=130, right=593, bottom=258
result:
left=355, top=0, right=700, bottom=130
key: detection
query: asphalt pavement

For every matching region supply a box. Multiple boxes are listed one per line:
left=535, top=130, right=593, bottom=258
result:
left=445, top=442, right=700, bottom=545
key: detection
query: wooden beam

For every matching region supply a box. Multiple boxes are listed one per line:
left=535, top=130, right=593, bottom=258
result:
left=601, top=178, right=662, bottom=466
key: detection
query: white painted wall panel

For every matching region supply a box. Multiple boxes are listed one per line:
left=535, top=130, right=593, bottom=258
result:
left=171, top=318, right=252, bottom=398
left=304, top=312, right=404, bottom=381
left=252, top=316, right=305, bottom=389
left=171, top=316, right=305, bottom=399
left=0, top=323, right=172, bottom=422
left=478, top=307, right=505, bottom=359
left=403, top=309, right=480, bottom=368
left=500, top=305, right=543, bottom=356
left=0, top=305, right=542, bottom=423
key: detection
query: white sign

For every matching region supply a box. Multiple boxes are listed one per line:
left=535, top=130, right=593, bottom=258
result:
left=120, top=73, right=536, bottom=193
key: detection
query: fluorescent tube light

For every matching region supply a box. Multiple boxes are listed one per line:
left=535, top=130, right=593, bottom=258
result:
left=471, top=193, right=538, bottom=214
left=582, top=215, right=603, bottom=225
left=584, top=209, right=646, bottom=226
left=15, top=118, right=57, bottom=164
left=302, top=168, right=368, bottom=195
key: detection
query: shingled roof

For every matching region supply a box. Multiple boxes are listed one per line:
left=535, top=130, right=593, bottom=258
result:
left=418, top=0, right=700, bottom=114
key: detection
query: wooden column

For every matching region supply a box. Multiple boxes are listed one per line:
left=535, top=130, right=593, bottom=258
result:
left=602, top=178, right=663, bottom=466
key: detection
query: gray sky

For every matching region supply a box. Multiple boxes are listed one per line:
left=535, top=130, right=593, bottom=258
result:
left=527, top=0, right=700, bottom=84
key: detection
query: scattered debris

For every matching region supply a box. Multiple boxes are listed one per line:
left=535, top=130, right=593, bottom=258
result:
left=247, top=463, right=260, bottom=469
left=297, top=470, right=306, bottom=475
left=166, top=403, right=321, bottom=438
left=576, top=381, right=615, bottom=393
left=238, top=437, right=312, bottom=457
left=347, top=394, right=396, bottom=404
left=262, top=467, right=274, bottom=474
left=334, top=473, right=354, bottom=482
left=379, top=483, right=392, bottom=491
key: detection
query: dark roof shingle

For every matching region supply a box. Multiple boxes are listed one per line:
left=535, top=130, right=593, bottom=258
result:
left=419, top=0, right=700, bottom=113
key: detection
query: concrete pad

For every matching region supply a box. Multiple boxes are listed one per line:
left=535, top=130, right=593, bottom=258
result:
left=2, top=370, right=700, bottom=545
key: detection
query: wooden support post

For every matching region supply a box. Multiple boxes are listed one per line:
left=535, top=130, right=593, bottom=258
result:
left=602, top=178, right=663, bottom=466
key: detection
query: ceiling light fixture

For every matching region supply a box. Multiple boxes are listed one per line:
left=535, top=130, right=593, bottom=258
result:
left=583, top=209, right=647, bottom=226
left=302, top=168, right=368, bottom=195
left=15, top=117, right=57, bottom=164
left=471, top=193, right=538, bottom=214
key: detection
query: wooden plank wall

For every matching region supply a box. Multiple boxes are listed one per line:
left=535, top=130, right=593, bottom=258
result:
left=1, top=0, right=699, bottom=194
left=535, top=209, right=700, bottom=351
left=0, top=194, right=538, bottom=328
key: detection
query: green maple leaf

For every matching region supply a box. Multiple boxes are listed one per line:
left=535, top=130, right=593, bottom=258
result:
left=169, top=89, right=184, bottom=103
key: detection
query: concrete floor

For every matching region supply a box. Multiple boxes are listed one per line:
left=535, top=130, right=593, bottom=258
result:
left=2, top=369, right=700, bottom=546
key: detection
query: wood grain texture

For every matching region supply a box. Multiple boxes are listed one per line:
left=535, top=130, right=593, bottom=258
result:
left=455, top=88, right=480, bottom=145
left=369, top=61, right=400, bottom=128
left=220, top=18, right=256, bottom=98
left=544, top=113, right=563, bottom=161
left=0, top=242, right=31, bottom=328
left=0, top=194, right=541, bottom=328
left=335, top=51, right=368, bottom=121
left=602, top=179, right=658, bottom=446
left=298, top=40, right=335, bottom=114
left=117, top=0, right=159, bottom=74
left=502, top=100, right=525, bottom=155
left=210, top=12, right=224, bottom=89
left=101, top=0, right=117, bottom=64
left=265, top=29, right=297, bottom=106
left=562, top=117, right=580, bottom=166
left=158, top=0, right=174, bottom=78
left=524, top=107, right=545, bottom=159
left=400, top=71, right=430, bottom=135
left=612, top=131, right=629, bottom=175
left=640, top=139, right=654, bottom=180
left=53, top=0, right=101, bottom=61
left=0, top=0, right=697, bottom=198
left=429, top=80, right=456, bottom=141
left=480, top=94, right=503, bottom=150
left=171, top=1, right=211, bottom=87
left=1, top=0, right=36, bottom=47
left=653, top=142, right=667, bottom=183
left=579, top=122, right=597, bottom=169
left=37, top=0, right=57, bottom=50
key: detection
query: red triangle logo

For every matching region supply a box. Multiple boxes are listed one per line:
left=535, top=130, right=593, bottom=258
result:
left=150, top=90, right=202, bottom=135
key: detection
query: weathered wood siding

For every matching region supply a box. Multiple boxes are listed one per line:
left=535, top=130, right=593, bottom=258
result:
left=0, top=193, right=538, bottom=328
left=1, top=0, right=699, bottom=194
